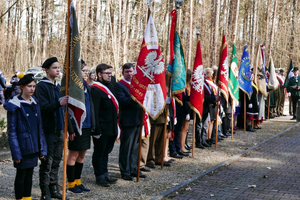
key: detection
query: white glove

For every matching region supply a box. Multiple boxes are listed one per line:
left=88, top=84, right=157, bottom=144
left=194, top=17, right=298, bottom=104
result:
left=257, top=102, right=259, bottom=106
left=248, top=104, right=253, bottom=109
left=93, top=135, right=101, bottom=139
left=167, top=116, right=170, bottom=123
left=185, top=114, right=190, bottom=121
left=166, top=97, right=171, bottom=104
left=174, top=117, right=177, bottom=125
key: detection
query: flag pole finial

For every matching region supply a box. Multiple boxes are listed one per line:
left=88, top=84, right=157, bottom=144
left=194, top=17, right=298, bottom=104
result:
left=196, top=25, right=200, bottom=40
left=147, top=0, right=152, bottom=9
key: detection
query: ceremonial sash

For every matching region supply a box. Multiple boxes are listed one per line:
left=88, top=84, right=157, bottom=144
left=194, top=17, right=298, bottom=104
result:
left=91, top=82, right=121, bottom=141
left=277, top=75, right=284, bottom=85
left=206, top=80, right=217, bottom=95
left=119, top=79, right=150, bottom=138
left=204, top=82, right=212, bottom=95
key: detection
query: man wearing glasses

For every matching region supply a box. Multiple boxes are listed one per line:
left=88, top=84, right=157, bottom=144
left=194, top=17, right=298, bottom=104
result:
left=90, top=64, right=118, bottom=187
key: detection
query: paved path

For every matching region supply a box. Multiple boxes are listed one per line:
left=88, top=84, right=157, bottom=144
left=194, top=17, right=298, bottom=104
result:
left=166, top=124, right=300, bottom=200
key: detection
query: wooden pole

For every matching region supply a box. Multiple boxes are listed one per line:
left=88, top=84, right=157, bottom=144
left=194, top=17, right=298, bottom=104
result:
left=62, top=0, right=71, bottom=199
left=268, top=91, right=271, bottom=119
left=215, top=101, right=219, bottom=148
left=244, top=93, right=246, bottom=132
left=192, top=112, right=196, bottom=157
left=231, top=98, right=234, bottom=140
left=161, top=107, right=169, bottom=168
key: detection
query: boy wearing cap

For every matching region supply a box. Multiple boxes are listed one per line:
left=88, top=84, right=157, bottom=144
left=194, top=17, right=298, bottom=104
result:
left=34, top=57, right=69, bottom=200
left=287, top=67, right=300, bottom=120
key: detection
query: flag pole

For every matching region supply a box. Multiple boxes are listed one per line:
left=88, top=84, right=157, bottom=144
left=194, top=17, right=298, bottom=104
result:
left=231, top=98, right=234, bottom=140
left=268, top=92, right=271, bottom=119
left=137, top=0, right=152, bottom=182
left=215, top=101, right=219, bottom=148
left=192, top=112, right=196, bottom=157
left=244, top=93, right=246, bottom=132
left=62, top=0, right=71, bottom=199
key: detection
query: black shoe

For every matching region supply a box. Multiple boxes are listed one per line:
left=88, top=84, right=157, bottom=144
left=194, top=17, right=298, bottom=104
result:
left=219, top=133, right=227, bottom=138
left=218, top=136, right=224, bottom=140
left=146, top=162, right=156, bottom=169
left=166, top=159, right=175, bottom=163
left=269, top=115, right=275, bottom=119
left=185, top=144, right=192, bottom=150
left=246, top=126, right=256, bottom=132
left=40, top=186, right=51, bottom=200
left=156, top=161, right=171, bottom=167
left=140, top=167, right=151, bottom=172
left=290, top=117, right=296, bottom=120
left=196, top=143, right=205, bottom=149
left=225, top=132, right=231, bottom=137
left=49, top=184, right=68, bottom=200
left=178, top=150, right=189, bottom=156
left=105, top=176, right=117, bottom=184
left=96, top=178, right=110, bottom=187
left=206, top=139, right=212, bottom=145
left=122, top=174, right=133, bottom=181
left=202, top=141, right=211, bottom=147
left=131, top=172, right=147, bottom=178
left=170, top=153, right=183, bottom=159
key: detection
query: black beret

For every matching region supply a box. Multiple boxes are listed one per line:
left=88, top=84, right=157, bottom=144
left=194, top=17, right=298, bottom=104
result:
left=279, top=69, right=284, bottom=72
left=17, top=74, right=35, bottom=86
left=292, top=67, right=299, bottom=72
left=42, top=57, right=58, bottom=68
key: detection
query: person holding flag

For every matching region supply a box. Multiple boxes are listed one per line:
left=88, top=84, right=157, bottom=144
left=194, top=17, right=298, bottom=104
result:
left=91, top=64, right=119, bottom=187
left=66, top=60, right=95, bottom=194
left=35, top=57, right=69, bottom=200
left=115, top=63, right=147, bottom=181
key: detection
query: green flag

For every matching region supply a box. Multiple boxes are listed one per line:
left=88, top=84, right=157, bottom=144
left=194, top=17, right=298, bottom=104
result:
left=284, top=58, right=294, bottom=90
left=60, top=2, right=86, bottom=135
left=228, top=43, right=239, bottom=104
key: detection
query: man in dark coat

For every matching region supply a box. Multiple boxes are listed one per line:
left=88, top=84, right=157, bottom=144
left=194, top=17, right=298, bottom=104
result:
left=91, top=64, right=118, bottom=187
left=287, top=67, right=300, bottom=120
left=34, top=57, right=69, bottom=200
left=115, top=63, right=147, bottom=181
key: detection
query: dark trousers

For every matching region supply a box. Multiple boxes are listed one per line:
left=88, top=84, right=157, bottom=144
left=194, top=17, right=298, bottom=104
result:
left=292, top=96, right=299, bottom=118
left=39, top=131, right=63, bottom=187
left=15, top=168, right=34, bottom=199
left=169, top=112, right=184, bottom=154
left=92, top=135, right=116, bottom=179
left=195, top=114, right=208, bottom=145
left=119, top=125, right=140, bottom=176
left=147, top=124, right=164, bottom=164
left=222, top=114, right=230, bottom=134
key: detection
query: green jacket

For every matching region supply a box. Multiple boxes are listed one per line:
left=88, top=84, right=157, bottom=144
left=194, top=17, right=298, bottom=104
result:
left=288, top=75, right=300, bottom=97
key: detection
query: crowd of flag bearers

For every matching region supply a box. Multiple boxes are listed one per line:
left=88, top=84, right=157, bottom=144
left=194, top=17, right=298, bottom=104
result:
left=5, top=3, right=299, bottom=200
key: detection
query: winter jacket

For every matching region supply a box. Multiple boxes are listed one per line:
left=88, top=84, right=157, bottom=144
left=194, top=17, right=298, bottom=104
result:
left=4, top=95, right=47, bottom=161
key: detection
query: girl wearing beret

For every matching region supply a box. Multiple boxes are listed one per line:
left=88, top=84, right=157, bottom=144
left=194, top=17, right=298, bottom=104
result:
left=4, top=74, right=47, bottom=200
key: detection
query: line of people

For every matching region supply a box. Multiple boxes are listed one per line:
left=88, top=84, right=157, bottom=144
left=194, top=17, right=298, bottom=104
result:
left=6, top=57, right=293, bottom=200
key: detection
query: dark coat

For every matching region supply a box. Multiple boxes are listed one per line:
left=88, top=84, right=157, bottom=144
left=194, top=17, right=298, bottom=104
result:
left=114, top=80, right=141, bottom=127
left=34, top=78, right=63, bottom=134
left=4, top=95, right=47, bottom=161
left=91, top=80, right=118, bottom=137
left=287, top=75, right=300, bottom=97
left=204, top=81, right=216, bottom=120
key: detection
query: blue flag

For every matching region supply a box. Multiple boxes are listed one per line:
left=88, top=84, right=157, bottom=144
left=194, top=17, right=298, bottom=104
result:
left=238, top=45, right=253, bottom=99
left=167, top=31, right=186, bottom=101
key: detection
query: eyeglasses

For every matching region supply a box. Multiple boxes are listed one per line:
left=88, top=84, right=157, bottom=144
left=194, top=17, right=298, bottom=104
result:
left=102, top=72, right=112, bottom=75
left=81, top=70, right=88, bottom=73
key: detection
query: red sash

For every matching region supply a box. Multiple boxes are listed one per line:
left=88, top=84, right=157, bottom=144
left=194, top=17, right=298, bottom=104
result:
left=277, top=75, right=284, bottom=85
left=91, top=82, right=121, bottom=141
left=206, top=80, right=217, bottom=95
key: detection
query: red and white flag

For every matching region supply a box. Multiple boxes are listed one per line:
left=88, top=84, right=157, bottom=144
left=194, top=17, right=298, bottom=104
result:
left=217, top=33, right=229, bottom=104
left=189, top=40, right=204, bottom=120
left=129, top=14, right=167, bottom=120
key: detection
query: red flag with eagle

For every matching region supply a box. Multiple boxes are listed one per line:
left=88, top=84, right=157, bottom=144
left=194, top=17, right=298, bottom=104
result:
left=217, top=33, right=229, bottom=104
left=189, top=40, right=204, bottom=120
left=129, top=14, right=167, bottom=120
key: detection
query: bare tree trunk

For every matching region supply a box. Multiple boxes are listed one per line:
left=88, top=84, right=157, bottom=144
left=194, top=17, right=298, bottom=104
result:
left=290, top=0, right=297, bottom=55
left=41, top=0, right=49, bottom=61
left=233, top=0, right=240, bottom=42
left=187, top=0, right=193, bottom=70
left=251, top=0, right=258, bottom=61
left=212, top=0, right=220, bottom=66
left=269, top=0, right=278, bottom=59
